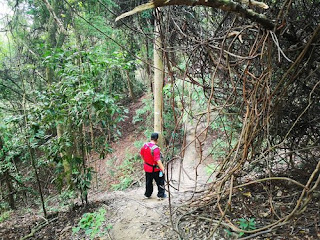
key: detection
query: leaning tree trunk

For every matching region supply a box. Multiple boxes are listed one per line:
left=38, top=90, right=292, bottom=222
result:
left=125, top=70, right=134, bottom=99
left=4, top=170, right=15, bottom=210
left=57, top=124, right=72, bottom=184
left=145, top=38, right=153, bottom=92
left=153, top=10, right=164, bottom=148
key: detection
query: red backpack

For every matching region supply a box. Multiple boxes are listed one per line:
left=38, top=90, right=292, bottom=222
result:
left=143, top=143, right=160, bottom=172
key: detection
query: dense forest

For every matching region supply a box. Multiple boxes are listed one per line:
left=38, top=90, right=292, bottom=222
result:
left=0, top=0, right=319, bottom=239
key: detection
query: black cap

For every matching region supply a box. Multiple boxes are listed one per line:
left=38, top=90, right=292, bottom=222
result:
left=151, top=132, right=159, bottom=140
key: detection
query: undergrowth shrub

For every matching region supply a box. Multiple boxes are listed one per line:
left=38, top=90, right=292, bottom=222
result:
left=72, top=207, right=112, bottom=239
left=111, top=153, right=141, bottom=191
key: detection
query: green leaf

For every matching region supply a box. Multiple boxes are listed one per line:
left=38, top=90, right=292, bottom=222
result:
left=85, top=228, right=93, bottom=235
left=72, top=227, right=80, bottom=233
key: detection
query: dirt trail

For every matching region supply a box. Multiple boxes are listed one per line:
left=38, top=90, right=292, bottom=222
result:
left=93, top=187, right=167, bottom=240
left=169, top=120, right=210, bottom=200
left=97, top=119, right=211, bottom=240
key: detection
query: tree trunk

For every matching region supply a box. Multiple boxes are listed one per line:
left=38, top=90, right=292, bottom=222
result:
left=29, top=147, right=47, bottom=217
left=153, top=11, right=164, bottom=148
left=125, top=70, right=134, bottom=99
left=45, top=0, right=57, bottom=84
left=4, top=171, right=15, bottom=210
left=145, top=38, right=153, bottom=92
left=81, top=123, right=89, bottom=205
left=57, top=124, right=71, bottom=185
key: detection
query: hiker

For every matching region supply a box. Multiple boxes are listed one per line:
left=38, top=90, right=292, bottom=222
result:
left=140, top=132, right=166, bottom=199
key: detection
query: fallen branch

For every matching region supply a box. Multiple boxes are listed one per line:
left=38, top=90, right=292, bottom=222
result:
left=20, top=217, right=58, bottom=240
left=116, top=0, right=274, bottom=29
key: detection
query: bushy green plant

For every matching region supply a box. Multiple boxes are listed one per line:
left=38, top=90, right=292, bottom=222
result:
left=71, top=158, right=94, bottom=205
left=132, top=95, right=153, bottom=125
left=237, top=218, right=256, bottom=237
left=111, top=153, right=141, bottom=190
left=0, top=123, right=29, bottom=210
left=72, top=207, right=111, bottom=239
left=162, top=83, right=184, bottom=156
left=133, top=140, right=144, bottom=149
left=224, top=218, right=256, bottom=238
left=111, top=176, right=133, bottom=190
left=0, top=211, right=11, bottom=223
left=0, top=202, right=9, bottom=212
left=59, top=190, right=75, bottom=205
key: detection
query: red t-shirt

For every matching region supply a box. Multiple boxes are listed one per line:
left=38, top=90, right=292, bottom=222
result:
left=140, top=142, right=161, bottom=172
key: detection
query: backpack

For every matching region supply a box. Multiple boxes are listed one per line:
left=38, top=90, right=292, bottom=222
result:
left=143, top=143, right=161, bottom=171
left=145, top=143, right=164, bottom=161
left=145, top=143, right=159, bottom=156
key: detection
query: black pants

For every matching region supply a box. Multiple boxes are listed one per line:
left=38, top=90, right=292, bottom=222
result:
left=145, top=171, right=165, bottom=198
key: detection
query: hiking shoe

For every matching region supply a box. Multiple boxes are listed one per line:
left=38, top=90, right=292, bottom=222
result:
left=157, top=194, right=167, bottom=200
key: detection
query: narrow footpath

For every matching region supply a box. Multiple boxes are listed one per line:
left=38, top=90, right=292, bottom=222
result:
left=94, top=119, right=212, bottom=240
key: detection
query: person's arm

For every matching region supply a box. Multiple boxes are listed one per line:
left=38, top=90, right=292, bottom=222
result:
left=153, top=147, right=164, bottom=172
left=156, top=160, right=165, bottom=172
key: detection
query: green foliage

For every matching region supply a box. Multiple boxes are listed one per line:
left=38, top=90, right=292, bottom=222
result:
left=111, top=153, right=141, bottom=190
left=111, top=176, right=133, bottom=190
left=72, top=207, right=111, bottom=239
left=162, top=83, right=184, bottom=154
left=132, top=95, right=153, bottom=125
left=31, top=47, right=129, bottom=196
left=237, top=218, right=256, bottom=237
left=0, top=122, right=33, bottom=209
left=59, top=190, right=76, bottom=205
left=133, top=140, right=144, bottom=149
left=205, top=163, right=219, bottom=175
left=224, top=228, right=233, bottom=238
left=140, top=9, right=152, bottom=19
left=132, top=82, right=183, bottom=157
left=211, top=139, right=230, bottom=160
left=209, top=115, right=241, bottom=161
left=71, top=157, right=94, bottom=203
left=0, top=202, right=9, bottom=212
left=0, top=0, right=153, bottom=212
left=189, top=84, right=208, bottom=113
left=205, top=163, right=220, bottom=183
left=224, top=218, right=256, bottom=238
left=0, top=211, right=11, bottom=223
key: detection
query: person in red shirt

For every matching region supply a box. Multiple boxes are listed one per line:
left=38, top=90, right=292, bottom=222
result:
left=140, top=132, right=166, bottom=199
